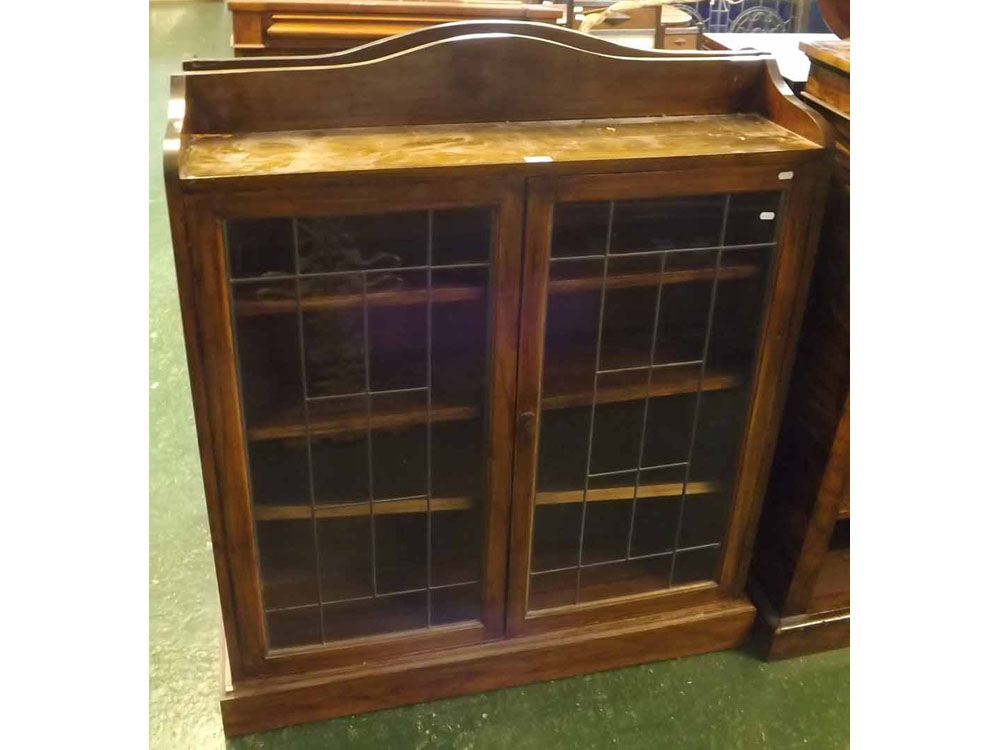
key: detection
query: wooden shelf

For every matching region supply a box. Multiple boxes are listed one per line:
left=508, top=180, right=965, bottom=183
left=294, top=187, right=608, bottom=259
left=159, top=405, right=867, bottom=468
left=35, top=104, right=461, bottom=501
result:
left=536, top=480, right=720, bottom=506
left=235, top=263, right=756, bottom=318
left=257, top=480, right=721, bottom=521
left=548, top=263, right=758, bottom=295
left=256, top=495, right=474, bottom=521
left=261, top=557, right=480, bottom=622
left=542, top=364, right=742, bottom=411
left=236, top=284, right=484, bottom=317
left=246, top=399, right=479, bottom=441
left=529, top=564, right=710, bottom=613
left=248, top=362, right=741, bottom=442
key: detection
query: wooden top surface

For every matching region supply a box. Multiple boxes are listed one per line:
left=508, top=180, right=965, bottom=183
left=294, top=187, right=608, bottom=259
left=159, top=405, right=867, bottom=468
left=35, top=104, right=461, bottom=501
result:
left=800, top=39, right=850, bottom=74
left=179, top=113, right=821, bottom=182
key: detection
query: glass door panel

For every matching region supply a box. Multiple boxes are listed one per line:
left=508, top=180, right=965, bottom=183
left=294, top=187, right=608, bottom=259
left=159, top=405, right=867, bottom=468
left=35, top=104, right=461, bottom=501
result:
left=226, top=205, right=494, bottom=650
left=528, top=192, right=779, bottom=612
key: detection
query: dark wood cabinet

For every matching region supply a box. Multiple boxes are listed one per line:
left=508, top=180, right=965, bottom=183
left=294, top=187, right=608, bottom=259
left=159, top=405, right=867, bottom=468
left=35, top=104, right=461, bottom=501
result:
left=694, top=31, right=849, bottom=661
left=164, top=23, right=830, bottom=736
left=750, top=38, right=849, bottom=660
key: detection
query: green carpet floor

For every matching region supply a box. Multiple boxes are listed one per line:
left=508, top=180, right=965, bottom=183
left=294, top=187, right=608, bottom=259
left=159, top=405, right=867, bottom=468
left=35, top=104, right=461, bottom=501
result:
left=148, top=4, right=849, bottom=747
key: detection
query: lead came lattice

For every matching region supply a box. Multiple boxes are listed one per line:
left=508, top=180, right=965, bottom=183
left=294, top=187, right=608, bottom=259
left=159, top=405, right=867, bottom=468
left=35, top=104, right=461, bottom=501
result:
left=226, top=207, right=494, bottom=647
left=529, top=191, right=781, bottom=608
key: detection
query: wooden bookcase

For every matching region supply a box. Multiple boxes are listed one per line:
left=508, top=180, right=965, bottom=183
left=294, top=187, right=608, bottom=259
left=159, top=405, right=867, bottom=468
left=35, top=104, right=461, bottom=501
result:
left=164, top=22, right=830, bottom=736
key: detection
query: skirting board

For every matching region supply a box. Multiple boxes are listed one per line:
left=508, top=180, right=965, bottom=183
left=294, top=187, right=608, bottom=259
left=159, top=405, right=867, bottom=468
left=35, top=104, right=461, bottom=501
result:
left=750, top=583, right=849, bottom=661
left=221, top=596, right=755, bottom=736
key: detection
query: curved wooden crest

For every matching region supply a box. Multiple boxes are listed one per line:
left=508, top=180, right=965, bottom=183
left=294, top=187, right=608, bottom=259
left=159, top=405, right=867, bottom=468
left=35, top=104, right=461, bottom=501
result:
left=183, top=20, right=766, bottom=72
left=184, top=30, right=782, bottom=133
left=173, top=23, right=829, bottom=152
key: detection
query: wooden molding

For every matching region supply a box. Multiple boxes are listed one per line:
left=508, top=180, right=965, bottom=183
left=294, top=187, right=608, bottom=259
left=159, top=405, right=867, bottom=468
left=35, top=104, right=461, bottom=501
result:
left=750, top=581, right=848, bottom=660
left=222, top=596, right=755, bottom=735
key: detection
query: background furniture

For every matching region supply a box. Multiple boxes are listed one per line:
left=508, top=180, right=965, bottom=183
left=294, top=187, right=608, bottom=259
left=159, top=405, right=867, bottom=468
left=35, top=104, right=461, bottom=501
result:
left=701, top=32, right=837, bottom=90
left=654, top=3, right=700, bottom=49
left=572, top=1, right=701, bottom=50
left=674, top=0, right=804, bottom=33
left=818, top=0, right=848, bottom=37
left=698, top=28, right=849, bottom=660
left=228, top=0, right=562, bottom=55
left=580, top=1, right=828, bottom=55
left=164, top=23, right=830, bottom=735
left=751, top=38, right=849, bottom=660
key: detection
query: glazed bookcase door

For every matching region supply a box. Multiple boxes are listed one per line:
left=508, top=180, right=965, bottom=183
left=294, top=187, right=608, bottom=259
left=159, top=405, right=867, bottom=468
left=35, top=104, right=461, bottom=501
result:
left=190, top=179, right=521, bottom=675
left=509, top=169, right=792, bottom=633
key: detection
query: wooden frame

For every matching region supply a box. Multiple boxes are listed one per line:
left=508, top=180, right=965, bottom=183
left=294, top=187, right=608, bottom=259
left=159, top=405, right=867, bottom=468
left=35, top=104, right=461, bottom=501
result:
left=221, top=599, right=756, bottom=735
left=506, top=160, right=827, bottom=637
left=164, top=23, right=831, bottom=735
left=176, top=176, right=524, bottom=679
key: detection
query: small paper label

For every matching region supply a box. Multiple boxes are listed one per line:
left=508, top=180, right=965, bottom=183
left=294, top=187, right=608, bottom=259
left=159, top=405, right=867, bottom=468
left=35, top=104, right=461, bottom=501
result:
left=523, top=155, right=553, bottom=163
left=778, top=171, right=794, bottom=180
left=760, top=211, right=776, bottom=221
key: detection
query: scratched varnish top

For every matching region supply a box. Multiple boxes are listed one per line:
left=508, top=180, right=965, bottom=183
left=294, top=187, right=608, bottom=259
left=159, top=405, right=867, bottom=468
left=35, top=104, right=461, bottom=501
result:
left=800, top=39, right=850, bottom=73
left=180, top=113, right=821, bottom=181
